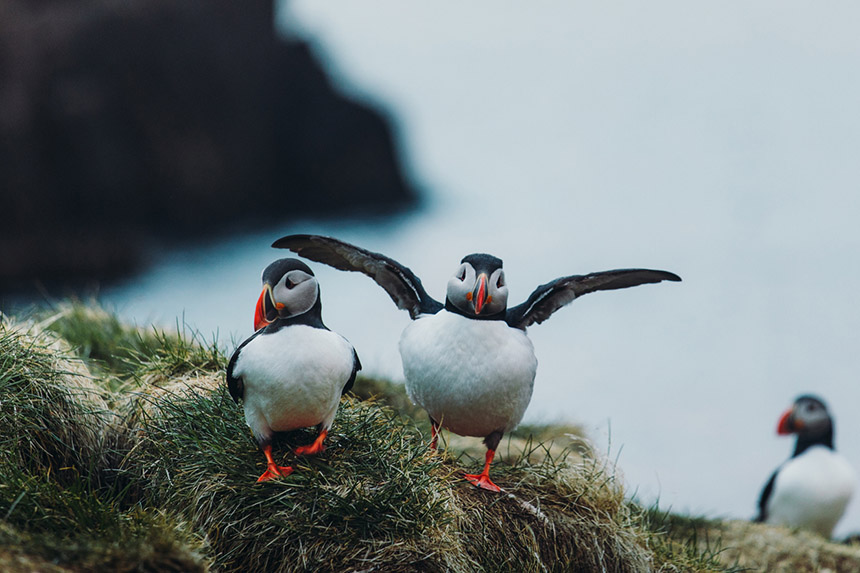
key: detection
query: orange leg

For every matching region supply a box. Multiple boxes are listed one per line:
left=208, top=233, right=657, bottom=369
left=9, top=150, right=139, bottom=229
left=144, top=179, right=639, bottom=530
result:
left=257, top=444, right=294, bottom=483
left=463, top=448, right=502, bottom=493
left=295, top=428, right=328, bottom=456
left=430, top=419, right=440, bottom=450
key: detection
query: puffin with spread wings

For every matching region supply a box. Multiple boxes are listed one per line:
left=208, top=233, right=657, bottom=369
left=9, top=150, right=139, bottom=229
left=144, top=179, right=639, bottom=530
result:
left=273, top=235, right=680, bottom=492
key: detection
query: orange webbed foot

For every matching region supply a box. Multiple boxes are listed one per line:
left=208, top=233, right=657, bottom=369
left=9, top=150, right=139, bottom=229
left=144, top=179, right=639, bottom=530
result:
left=464, top=446, right=502, bottom=492
left=256, top=464, right=294, bottom=483
left=257, top=444, right=293, bottom=482
left=294, top=442, right=326, bottom=456
left=295, top=428, right=328, bottom=456
left=463, top=472, right=502, bottom=493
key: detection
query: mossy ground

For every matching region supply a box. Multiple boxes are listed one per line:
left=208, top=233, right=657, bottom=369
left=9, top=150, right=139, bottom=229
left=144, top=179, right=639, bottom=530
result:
left=0, top=301, right=855, bottom=571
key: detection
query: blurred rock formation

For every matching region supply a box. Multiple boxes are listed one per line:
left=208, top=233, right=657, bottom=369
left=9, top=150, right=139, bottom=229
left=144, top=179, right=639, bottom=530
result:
left=0, top=0, right=416, bottom=288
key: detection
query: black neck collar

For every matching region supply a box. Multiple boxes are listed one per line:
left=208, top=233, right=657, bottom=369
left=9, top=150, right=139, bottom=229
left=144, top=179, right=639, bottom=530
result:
left=793, top=427, right=834, bottom=457
left=444, top=299, right=507, bottom=322
left=265, top=298, right=327, bottom=332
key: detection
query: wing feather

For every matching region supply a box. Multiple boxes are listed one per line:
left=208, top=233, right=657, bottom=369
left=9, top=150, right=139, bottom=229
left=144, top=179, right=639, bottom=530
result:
left=342, top=348, right=362, bottom=395
left=755, top=469, right=779, bottom=522
left=272, top=234, right=442, bottom=318
left=506, top=268, right=681, bottom=329
left=226, top=329, right=264, bottom=403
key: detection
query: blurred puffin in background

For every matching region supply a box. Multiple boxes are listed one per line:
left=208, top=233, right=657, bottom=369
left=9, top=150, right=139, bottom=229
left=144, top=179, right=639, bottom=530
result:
left=273, top=234, right=680, bottom=492
left=226, top=258, right=361, bottom=482
left=756, top=394, right=855, bottom=537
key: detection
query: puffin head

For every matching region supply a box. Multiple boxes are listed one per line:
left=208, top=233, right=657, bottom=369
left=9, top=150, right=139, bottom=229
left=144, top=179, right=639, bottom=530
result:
left=446, top=253, right=508, bottom=318
left=254, top=258, right=320, bottom=330
left=777, top=394, right=835, bottom=454
left=778, top=395, right=832, bottom=436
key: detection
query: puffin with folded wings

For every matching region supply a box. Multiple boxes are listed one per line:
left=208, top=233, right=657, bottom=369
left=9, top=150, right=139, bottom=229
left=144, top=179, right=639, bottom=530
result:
left=755, top=395, right=855, bottom=537
left=273, top=235, right=681, bottom=492
left=227, top=258, right=361, bottom=483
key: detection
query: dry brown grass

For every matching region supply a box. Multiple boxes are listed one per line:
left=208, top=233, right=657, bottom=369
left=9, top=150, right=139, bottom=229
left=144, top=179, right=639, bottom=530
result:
left=689, top=519, right=860, bottom=573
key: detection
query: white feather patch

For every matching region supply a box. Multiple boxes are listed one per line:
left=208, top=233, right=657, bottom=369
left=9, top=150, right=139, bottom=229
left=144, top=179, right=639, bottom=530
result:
left=765, top=446, right=856, bottom=537
left=399, top=311, right=538, bottom=437
left=232, top=325, right=355, bottom=441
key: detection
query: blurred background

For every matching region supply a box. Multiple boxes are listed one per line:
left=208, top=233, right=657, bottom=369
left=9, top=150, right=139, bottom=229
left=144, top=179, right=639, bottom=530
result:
left=3, top=0, right=860, bottom=537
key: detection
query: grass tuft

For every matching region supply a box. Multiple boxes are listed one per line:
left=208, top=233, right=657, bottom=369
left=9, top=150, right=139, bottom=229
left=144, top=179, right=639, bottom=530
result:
left=0, top=318, right=208, bottom=571
left=40, top=300, right=225, bottom=390
left=0, top=321, right=109, bottom=482
left=132, top=386, right=456, bottom=571
left=634, top=505, right=745, bottom=572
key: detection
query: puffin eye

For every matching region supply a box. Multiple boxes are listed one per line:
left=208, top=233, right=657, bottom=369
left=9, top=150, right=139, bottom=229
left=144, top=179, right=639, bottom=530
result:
left=284, top=277, right=295, bottom=289
left=458, top=268, right=466, bottom=281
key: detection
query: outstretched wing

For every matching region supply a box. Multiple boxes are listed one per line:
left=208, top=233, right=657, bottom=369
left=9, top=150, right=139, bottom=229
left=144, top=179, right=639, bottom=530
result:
left=506, top=268, right=681, bottom=330
left=272, top=234, right=443, bottom=319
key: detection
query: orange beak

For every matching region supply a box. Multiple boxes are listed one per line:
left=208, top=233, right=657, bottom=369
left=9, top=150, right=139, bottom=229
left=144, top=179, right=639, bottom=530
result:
left=776, top=408, right=794, bottom=435
left=254, top=284, right=283, bottom=330
left=254, top=288, right=269, bottom=331
left=473, top=273, right=489, bottom=315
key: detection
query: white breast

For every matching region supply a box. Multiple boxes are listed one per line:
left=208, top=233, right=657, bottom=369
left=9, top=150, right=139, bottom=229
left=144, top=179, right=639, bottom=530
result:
left=232, top=325, right=355, bottom=441
left=765, top=446, right=856, bottom=537
left=399, top=311, right=538, bottom=438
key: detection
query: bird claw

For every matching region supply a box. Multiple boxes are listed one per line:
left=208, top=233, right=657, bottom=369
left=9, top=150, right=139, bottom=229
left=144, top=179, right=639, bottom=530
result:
left=295, top=442, right=325, bottom=456
left=464, top=473, right=502, bottom=493
left=256, top=464, right=294, bottom=482
left=295, top=429, right=328, bottom=456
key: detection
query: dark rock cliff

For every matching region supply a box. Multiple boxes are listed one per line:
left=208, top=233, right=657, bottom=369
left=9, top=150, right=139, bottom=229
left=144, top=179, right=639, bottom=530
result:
left=0, top=0, right=417, bottom=288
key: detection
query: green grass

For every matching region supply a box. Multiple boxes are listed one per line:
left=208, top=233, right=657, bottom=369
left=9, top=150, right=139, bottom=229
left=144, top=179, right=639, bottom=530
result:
left=634, top=505, right=746, bottom=573
left=38, top=300, right=223, bottom=390
left=134, top=389, right=453, bottom=571
left=2, top=302, right=840, bottom=572
left=0, top=316, right=208, bottom=571
left=0, top=469, right=206, bottom=572
left=0, top=323, right=107, bottom=482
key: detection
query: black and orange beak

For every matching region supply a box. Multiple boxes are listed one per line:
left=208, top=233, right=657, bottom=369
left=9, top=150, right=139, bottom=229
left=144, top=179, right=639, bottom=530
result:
left=471, top=273, right=491, bottom=315
left=776, top=407, right=798, bottom=435
left=254, top=283, right=283, bottom=330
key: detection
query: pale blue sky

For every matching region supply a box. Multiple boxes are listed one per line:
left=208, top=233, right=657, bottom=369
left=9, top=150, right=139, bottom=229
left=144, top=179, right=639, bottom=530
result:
left=106, top=1, right=860, bottom=536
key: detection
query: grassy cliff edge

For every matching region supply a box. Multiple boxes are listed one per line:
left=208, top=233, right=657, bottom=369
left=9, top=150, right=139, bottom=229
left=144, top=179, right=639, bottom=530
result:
left=1, top=302, right=858, bottom=572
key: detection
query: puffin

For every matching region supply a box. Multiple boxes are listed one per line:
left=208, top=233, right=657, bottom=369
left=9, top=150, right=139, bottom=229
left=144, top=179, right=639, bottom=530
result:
left=226, top=258, right=361, bottom=482
left=755, top=394, right=855, bottom=537
left=273, top=234, right=680, bottom=492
